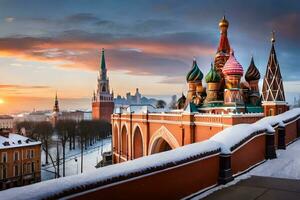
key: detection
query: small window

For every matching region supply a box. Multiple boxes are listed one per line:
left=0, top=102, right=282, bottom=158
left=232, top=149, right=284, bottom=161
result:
left=269, top=109, right=274, bottom=116
left=14, top=165, right=19, bottom=177
left=27, top=163, right=31, bottom=173
left=1, top=167, right=7, bottom=179
left=278, top=108, right=282, bottom=114
left=1, top=152, right=7, bottom=163
left=14, top=151, right=19, bottom=161
left=31, top=162, right=35, bottom=173
left=31, top=149, right=34, bottom=158
left=27, top=150, right=30, bottom=159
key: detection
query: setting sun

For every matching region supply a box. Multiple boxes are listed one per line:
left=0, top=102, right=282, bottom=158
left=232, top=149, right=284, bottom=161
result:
left=0, top=98, right=5, bottom=104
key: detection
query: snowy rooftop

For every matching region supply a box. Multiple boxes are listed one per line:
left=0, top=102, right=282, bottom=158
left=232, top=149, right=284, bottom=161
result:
left=114, top=104, right=167, bottom=114
left=0, top=133, right=41, bottom=149
left=2, top=108, right=300, bottom=199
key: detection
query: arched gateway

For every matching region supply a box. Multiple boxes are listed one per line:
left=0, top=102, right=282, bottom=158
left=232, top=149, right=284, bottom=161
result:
left=121, top=125, right=128, bottom=159
left=149, top=126, right=180, bottom=155
left=133, top=126, right=143, bottom=158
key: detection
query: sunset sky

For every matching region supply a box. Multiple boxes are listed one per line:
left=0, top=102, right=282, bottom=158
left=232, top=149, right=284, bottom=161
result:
left=0, top=0, right=299, bottom=114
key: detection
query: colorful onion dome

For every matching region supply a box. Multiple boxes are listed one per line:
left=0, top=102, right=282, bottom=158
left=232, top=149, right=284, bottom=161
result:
left=186, top=59, right=203, bottom=82
left=176, top=93, right=186, bottom=109
left=219, top=15, right=229, bottom=28
left=222, top=50, right=243, bottom=76
left=205, top=63, right=221, bottom=83
left=245, top=57, right=260, bottom=82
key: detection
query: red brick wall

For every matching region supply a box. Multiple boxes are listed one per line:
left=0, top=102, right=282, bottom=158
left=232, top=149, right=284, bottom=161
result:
left=285, top=122, right=297, bottom=145
left=71, top=155, right=220, bottom=200
left=231, top=134, right=266, bottom=175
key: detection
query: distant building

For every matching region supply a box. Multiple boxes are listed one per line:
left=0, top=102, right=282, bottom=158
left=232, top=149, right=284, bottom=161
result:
left=114, top=88, right=158, bottom=106
left=0, top=115, right=13, bottom=131
left=0, top=132, right=41, bottom=190
left=49, top=94, right=92, bottom=125
left=60, top=110, right=92, bottom=122
left=92, top=49, right=114, bottom=122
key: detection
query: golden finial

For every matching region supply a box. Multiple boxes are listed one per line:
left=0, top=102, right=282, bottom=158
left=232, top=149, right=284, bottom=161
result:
left=271, top=31, right=275, bottom=43
left=219, top=15, right=229, bottom=28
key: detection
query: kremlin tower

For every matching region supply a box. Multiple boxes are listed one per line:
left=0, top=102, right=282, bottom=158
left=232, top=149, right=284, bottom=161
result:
left=92, top=49, right=114, bottom=122
left=52, top=92, right=60, bottom=127
left=261, top=32, right=288, bottom=116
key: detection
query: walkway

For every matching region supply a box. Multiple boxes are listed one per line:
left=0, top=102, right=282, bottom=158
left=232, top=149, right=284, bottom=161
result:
left=203, top=176, right=300, bottom=200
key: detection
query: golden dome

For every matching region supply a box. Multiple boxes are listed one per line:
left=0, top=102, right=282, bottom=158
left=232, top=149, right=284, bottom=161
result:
left=219, top=15, right=229, bottom=28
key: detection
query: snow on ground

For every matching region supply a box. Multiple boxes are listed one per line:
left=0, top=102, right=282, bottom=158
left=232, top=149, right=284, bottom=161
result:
left=248, top=139, right=300, bottom=179
left=189, top=138, right=300, bottom=199
left=42, top=138, right=112, bottom=180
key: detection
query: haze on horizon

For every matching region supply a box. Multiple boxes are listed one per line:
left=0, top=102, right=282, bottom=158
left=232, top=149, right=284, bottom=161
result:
left=0, top=0, right=299, bottom=114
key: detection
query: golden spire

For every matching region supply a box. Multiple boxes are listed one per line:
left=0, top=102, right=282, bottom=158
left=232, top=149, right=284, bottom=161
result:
left=271, top=31, right=275, bottom=43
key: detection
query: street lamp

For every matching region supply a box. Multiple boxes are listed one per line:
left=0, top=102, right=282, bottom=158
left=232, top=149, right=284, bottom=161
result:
left=74, top=157, right=78, bottom=175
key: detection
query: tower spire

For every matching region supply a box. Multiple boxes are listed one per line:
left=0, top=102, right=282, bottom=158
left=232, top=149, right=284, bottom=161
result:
left=262, top=31, right=285, bottom=102
left=271, top=31, right=275, bottom=44
left=53, top=92, right=59, bottom=112
left=100, top=48, right=107, bottom=80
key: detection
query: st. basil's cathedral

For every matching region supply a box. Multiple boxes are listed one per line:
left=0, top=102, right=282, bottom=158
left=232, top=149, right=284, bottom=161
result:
left=177, top=16, right=287, bottom=116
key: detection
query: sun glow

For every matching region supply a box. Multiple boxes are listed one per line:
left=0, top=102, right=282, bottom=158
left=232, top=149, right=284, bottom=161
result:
left=0, top=98, right=5, bottom=104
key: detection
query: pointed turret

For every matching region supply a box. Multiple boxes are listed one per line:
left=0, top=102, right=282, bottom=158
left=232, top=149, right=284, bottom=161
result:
left=262, top=31, right=288, bottom=116
left=262, top=32, right=285, bottom=102
left=53, top=92, right=59, bottom=113
left=100, top=48, right=107, bottom=81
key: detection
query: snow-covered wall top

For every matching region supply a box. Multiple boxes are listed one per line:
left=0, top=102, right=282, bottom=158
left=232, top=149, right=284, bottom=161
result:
left=1, top=140, right=221, bottom=200
left=2, top=108, right=300, bottom=200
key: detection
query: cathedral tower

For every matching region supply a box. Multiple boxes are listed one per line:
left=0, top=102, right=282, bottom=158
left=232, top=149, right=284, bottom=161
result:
left=92, top=49, right=114, bottom=122
left=214, top=16, right=231, bottom=99
left=262, top=32, right=288, bottom=116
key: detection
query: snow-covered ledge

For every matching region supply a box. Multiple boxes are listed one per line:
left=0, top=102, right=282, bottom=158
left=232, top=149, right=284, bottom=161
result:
left=2, top=108, right=300, bottom=200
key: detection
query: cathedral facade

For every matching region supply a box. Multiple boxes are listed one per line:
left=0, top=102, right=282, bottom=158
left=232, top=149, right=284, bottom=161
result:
left=111, top=17, right=288, bottom=163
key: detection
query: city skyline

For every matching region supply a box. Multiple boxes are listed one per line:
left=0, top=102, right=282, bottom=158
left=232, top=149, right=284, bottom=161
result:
left=0, top=0, right=299, bottom=113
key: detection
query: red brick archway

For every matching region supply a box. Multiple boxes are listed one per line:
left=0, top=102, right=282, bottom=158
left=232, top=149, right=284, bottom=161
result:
left=150, top=138, right=172, bottom=154
left=133, top=126, right=143, bottom=159
left=148, top=126, right=180, bottom=155
left=121, top=125, right=128, bottom=159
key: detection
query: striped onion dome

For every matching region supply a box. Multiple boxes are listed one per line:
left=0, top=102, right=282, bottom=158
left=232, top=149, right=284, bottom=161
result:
left=245, top=56, right=260, bottom=82
left=186, top=59, right=203, bottom=82
left=222, top=50, right=243, bottom=76
left=205, top=63, right=221, bottom=83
